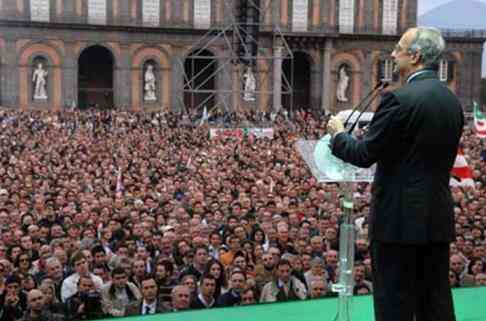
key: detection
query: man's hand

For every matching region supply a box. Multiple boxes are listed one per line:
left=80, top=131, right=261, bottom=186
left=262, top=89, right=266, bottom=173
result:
left=327, top=116, right=345, bottom=138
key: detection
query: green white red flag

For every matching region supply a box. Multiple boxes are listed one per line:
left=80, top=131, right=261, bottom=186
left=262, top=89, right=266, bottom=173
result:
left=474, top=102, right=486, bottom=138
left=450, top=148, right=474, bottom=188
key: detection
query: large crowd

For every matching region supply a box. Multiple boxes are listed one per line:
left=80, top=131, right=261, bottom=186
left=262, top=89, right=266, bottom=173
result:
left=0, top=108, right=484, bottom=321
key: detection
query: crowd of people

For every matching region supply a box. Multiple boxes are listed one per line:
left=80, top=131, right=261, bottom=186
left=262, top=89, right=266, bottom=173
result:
left=0, top=108, right=484, bottom=321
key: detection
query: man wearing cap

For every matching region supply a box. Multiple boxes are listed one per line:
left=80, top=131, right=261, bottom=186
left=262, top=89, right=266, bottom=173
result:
left=0, top=189, right=9, bottom=207
left=1, top=274, right=28, bottom=321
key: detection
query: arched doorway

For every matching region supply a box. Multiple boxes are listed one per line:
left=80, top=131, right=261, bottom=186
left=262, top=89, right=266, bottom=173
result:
left=78, top=45, right=114, bottom=109
left=282, top=51, right=311, bottom=112
left=183, top=49, right=216, bottom=112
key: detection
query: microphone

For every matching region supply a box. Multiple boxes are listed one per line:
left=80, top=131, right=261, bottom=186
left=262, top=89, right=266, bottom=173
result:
left=343, top=81, right=384, bottom=128
left=347, top=82, right=389, bottom=134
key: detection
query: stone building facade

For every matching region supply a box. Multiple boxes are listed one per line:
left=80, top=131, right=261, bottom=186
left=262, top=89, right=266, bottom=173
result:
left=0, top=0, right=483, bottom=112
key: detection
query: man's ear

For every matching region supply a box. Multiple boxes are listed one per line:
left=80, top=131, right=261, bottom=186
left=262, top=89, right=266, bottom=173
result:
left=410, top=50, right=422, bottom=66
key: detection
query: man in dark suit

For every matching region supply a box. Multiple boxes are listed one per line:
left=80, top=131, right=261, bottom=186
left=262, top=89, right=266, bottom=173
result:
left=190, top=274, right=216, bottom=309
left=328, top=27, right=463, bottom=321
left=125, top=276, right=167, bottom=316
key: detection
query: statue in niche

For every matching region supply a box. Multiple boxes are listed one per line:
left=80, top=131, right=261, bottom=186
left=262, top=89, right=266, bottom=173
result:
left=32, top=62, right=48, bottom=100
left=144, top=64, right=157, bottom=101
left=243, top=65, right=256, bottom=102
left=336, top=65, right=350, bottom=102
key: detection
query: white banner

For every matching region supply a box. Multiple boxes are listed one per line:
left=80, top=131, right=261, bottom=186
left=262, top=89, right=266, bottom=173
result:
left=143, top=0, right=160, bottom=26
left=194, top=0, right=211, bottom=29
left=31, top=0, right=50, bottom=22
left=292, top=0, right=308, bottom=32
left=88, top=0, right=107, bottom=25
left=209, top=128, right=274, bottom=139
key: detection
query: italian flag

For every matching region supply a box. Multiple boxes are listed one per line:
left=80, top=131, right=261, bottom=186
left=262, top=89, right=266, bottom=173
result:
left=450, top=148, right=474, bottom=188
left=474, top=102, right=486, bottom=138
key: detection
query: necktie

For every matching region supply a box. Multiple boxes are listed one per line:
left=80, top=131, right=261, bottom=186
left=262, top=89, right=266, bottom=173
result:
left=145, top=305, right=151, bottom=315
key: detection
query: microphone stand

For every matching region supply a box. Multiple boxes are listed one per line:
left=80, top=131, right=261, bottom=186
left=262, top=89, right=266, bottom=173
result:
left=343, top=81, right=384, bottom=128
left=347, top=83, right=389, bottom=134
left=330, top=82, right=387, bottom=321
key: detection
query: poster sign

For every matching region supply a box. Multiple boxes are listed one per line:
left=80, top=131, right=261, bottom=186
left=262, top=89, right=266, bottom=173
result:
left=194, top=0, right=211, bottom=29
left=88, top=0, right=107, bottom=25
left=31, top=0, right=50, bottom=22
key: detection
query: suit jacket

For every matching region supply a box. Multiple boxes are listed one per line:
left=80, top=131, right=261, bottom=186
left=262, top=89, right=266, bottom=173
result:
left=18, top=310, right=65, bottom=321
left=125, top=299, right=167, bottom=316
left=216, top=290, right=241, bottom=307
left=190, top=294, right=216, bottom=309
left=332, top=69, right=464, bottom=244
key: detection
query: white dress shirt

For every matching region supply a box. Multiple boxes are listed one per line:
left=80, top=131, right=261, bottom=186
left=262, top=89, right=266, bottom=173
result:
left=142, top=300, right=157, bottom=314
left=61, top=273, right=104, bottom=302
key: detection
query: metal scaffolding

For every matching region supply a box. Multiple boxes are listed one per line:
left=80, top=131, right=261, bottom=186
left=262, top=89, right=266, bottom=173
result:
left=176, top=0, right=294, bottom=118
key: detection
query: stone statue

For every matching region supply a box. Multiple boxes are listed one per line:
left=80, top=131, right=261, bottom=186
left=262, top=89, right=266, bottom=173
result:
left=144, top=64, right=157, bottom=101
left=336, top=65, right=350, bottom=102
left=32, top=62, right=48, bottom=100
left=243, top=66, right=256, bottom=102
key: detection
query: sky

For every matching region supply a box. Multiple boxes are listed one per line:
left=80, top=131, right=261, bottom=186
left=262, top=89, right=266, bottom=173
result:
left=417, top=0, right=486, bottom=77
left=418, top=0, right=486, bottom=15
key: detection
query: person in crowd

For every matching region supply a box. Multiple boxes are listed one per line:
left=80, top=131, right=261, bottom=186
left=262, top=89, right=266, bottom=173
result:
left=154, top=259, right=177, bottom=305
left=304, top=257, right=327, bottom=289
left=169, top=285, right=191, bottom=312
left=260, top=259, right=307, bottom=302
left=19, top=289, right=65, bottom=321
left=353, top=262, right=373, bottom=294
left=0, top=105, right=482, bottom=321
left=216, top=270, right=246, bottom=307
left=38, top=280, right=65, bottom=315
left=1, top=274, right=28, bottom=321
left=125, top=276, right=166, bottom=316
left=179, top=246, right=209, bottom=282
left=100, top=267, right=141, bottom=317
left=308, top=278, right=328, bottom=299
left=190, top=274, right=217, bottom=309
left=240, top=287, right=258, bottom=305
left=61, top=252, right=103, bottom=303
left=254, top=252, right=275, bottom=291
left=65, top=275, right=105, bottom=321
left=450, top=254, right=475, bottom=286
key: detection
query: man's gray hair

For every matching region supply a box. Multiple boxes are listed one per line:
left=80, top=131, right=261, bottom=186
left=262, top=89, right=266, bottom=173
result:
left=45, top=256, right=61, bottom=268
left=408, top=27, right=446, bottom=68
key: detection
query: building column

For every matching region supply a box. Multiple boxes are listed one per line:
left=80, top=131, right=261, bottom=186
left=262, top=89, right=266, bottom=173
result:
left=171, top=46, right=185, bottom=113
left=2, top=40, right=18, bottom=107
left=362, top=49, right=373, bottom=98
left=115, top=44, right=131, bottom=110
left=63, top=42, right=77, bottom=109
left=232, top=63, right=241, bottom=113
left=273, top=43, right=283, bottom=113
left=321, top=38, right=333, bottom=114
left=216, top=49, right=232, bottom=113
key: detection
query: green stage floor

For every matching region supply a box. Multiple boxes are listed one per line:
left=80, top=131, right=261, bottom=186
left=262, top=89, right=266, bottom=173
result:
left=114, top=287, right=486, bottom=321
